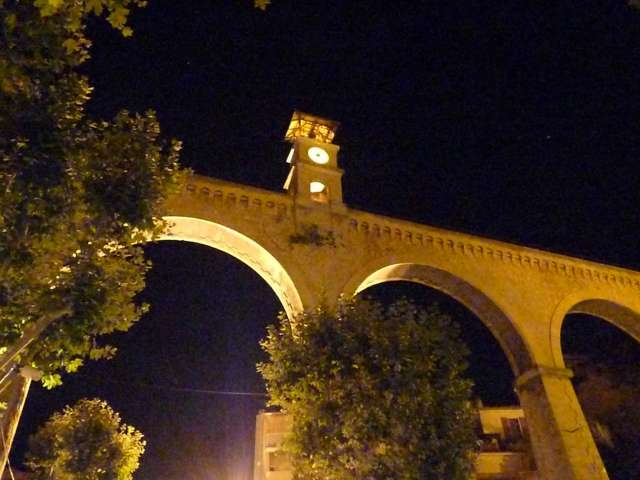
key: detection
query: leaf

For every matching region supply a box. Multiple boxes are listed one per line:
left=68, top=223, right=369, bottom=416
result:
left=254, top=0, right=271, bottom=10
left=5, top=13, right=16, bottom=31
left=65, top=357, right=83, bottom=373
left=33, top=0, right=64, bottom=17
left=62, top=38, right=79, bottom=53
left=107, top=5, right=130, bottom=29
left=41, top=373, right=62, bottom=389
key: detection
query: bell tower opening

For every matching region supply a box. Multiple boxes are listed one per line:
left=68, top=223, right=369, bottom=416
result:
left=282, top=111, right=344, bottom=210
left=309, top=181, right=329, bottom=203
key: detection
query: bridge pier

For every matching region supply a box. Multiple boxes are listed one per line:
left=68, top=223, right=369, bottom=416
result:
left=516, top=366, right=608, bottom=480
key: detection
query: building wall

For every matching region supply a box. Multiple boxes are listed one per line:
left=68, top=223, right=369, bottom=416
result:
left=254, top=412, right=293, bottom=480
left=254, top=408, right=539, bottom=480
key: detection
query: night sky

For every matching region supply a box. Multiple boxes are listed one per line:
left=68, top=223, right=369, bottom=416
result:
left=9, top=1, right=640, bottom=479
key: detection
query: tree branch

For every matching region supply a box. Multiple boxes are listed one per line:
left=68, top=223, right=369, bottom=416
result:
left=0, top=308, right=71, bottom=377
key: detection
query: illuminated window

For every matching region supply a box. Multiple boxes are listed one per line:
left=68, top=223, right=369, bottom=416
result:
left=309, top=181, right=328, bottom=203
left=309, top=181, right=326, bottom=193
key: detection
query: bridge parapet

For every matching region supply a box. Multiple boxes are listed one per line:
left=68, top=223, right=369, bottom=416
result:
left=170, top=175, right=294, bottom=222
left=173, top=175, right=640, bottom=295
left=344, top=211, right=640, bottom=291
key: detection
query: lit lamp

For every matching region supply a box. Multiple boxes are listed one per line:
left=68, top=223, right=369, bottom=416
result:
left=283, top=111, right=344, bottom=208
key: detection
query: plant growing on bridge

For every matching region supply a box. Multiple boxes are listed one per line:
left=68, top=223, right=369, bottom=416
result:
left=0, top=0, right=186, bottom=387
left=259, top=297, right=478, bottom=480
left=25, top=398, right=145, bottom=480
left=289, top=223, right=337, bottom=247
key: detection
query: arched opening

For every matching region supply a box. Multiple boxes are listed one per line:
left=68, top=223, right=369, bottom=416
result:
left=358, top=274, right=535, bottom=472
left=160, top=216, right=303, bottom=318
left=12, top=233, right=293, bottom=479
left=352, top=264, right=540, bottom=474
left=358, top=281, right=517, bottom=406
left=353, top=263, right=534, bottom=377
left=561, top=301, right=640, bottom=480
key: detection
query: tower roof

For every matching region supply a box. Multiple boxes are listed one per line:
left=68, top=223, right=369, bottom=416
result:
left=284, top=110, right=340, bottom=144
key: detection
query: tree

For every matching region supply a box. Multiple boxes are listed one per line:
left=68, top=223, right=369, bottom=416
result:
left=258, top=297, right=478, bottom=480
left=25, top=398, right=145, bottom=480
left=569, top=356, right=640, bottom=479
left=0, top=0, right=186, bottom=387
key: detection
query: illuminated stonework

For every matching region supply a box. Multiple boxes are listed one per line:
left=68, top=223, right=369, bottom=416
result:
left=160, top=171, right=640, bottom=480
left=284, top=110, right=339, bottom=144
left=281, top=112, right=344, bottom=209
left=148, top=107, right=640, bottom=480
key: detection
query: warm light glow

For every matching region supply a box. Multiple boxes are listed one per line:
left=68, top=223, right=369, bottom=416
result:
left=285, top=147, right=294, bottom=164
left=309, top=181, right=326, bottom=193
left=307, top=147, right=329, bottom=164
left=284, top=110, right=339, bottom=144
left=283, top=165, right=294, bottom=190
left=309, top=181, right=329, bottom=203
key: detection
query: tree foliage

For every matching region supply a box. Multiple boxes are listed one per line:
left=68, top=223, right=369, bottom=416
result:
left=570, top=357, right=640, bottom=479
left=25, top=398, right=145, bottom=480
left=259, top=297, right=478, bottom=480
left=0, top=0, right=185, bottom=387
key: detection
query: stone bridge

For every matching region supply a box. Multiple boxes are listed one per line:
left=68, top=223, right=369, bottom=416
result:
left=162, top=167, right=640, bottom=480
left=2, top=114, right=636, bottom=479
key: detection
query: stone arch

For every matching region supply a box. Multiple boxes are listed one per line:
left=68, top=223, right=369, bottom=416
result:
left=159, top=216, right=303, bottom=318
left=550, top=295, right=640, bottom=367
left=347, top=263, right=535, bottom=376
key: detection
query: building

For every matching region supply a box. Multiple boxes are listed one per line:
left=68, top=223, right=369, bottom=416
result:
left=254, top=411, right=292, bottom=480
left=475, top=407, right=538, bottom=479
left=254, top=408, right=538, bottom=480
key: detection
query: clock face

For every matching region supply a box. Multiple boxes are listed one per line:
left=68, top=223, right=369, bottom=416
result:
left=307, top=146, right=330, bottom=165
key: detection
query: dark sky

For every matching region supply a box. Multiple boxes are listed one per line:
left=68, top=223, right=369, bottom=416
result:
left=10, top=1, right=640, bottom=479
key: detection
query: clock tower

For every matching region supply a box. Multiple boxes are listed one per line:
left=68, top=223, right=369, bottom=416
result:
left=283, top=111, right=344, bottom=210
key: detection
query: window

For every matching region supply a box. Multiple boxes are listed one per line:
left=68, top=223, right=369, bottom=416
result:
left=309, top=181, right=329, bottom=203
